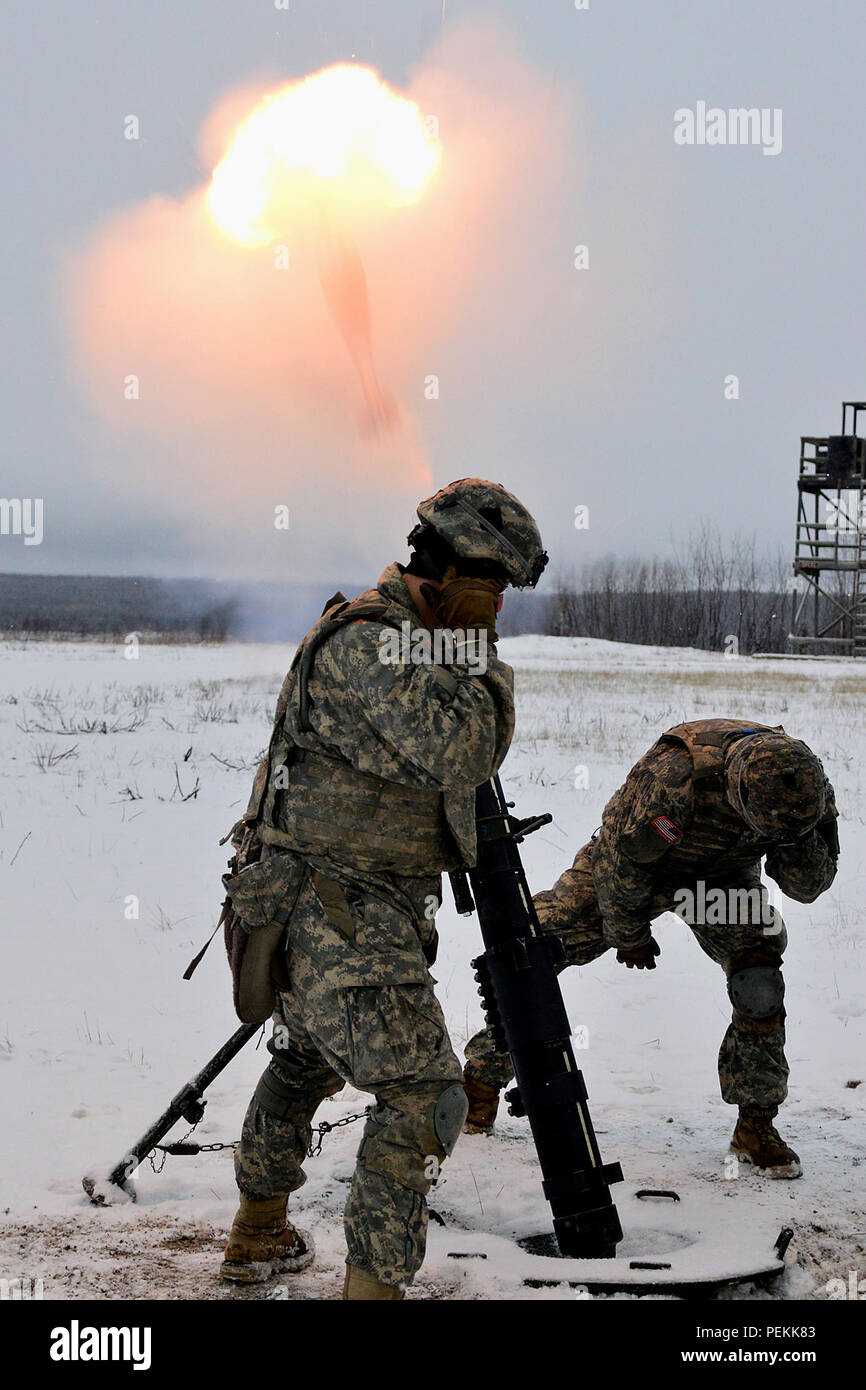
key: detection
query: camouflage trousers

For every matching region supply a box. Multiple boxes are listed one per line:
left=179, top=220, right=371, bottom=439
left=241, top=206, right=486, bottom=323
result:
left=464, top=845, right=789, bottom=1112
left=234, top=865, right=464, bottom=1289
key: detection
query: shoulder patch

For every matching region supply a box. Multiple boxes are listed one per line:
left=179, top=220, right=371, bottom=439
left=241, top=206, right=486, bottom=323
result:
left=651, top=814, right=683, bottom=844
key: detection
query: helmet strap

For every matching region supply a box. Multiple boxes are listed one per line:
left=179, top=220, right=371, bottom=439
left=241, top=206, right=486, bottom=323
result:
left=450, top=497, right=534, bottom=587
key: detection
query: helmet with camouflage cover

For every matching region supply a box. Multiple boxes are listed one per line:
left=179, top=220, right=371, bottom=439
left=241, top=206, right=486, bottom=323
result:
left=726, top=733, right=827, bottom=839
left=409, top=478, right=548, bottom=589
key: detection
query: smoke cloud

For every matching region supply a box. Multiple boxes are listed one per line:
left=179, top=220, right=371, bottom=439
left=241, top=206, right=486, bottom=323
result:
left=65, top=16, right=672, bottom=582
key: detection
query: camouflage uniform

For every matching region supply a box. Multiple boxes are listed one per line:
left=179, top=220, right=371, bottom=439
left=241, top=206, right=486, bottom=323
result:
left=466, top=719, right=838, bottom=1112
left=234, top=562, right=515, bottom=1288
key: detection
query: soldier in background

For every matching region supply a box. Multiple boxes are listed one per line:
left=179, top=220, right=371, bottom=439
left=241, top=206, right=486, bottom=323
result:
left=220, top=479, right=547, bottom=1298
left=463, top=720, right=839, bottom=1177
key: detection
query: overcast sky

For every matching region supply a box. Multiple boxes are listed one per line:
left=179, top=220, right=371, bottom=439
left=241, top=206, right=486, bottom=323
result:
left=3, top=0, right=866, bottom=587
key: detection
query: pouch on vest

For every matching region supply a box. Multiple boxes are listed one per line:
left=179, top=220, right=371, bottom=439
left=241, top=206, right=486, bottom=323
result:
left=222, top=853, right=305, bottom=1024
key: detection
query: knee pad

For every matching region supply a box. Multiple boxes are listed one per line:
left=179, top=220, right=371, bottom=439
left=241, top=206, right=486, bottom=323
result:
left=433, top=1084, right=469, bottom=1157
left=254, top=1053, right=343, bottom=1119
left=253, top=1061, right=300, bottom=1120
left=727, top=963, right=785, bottom=1020
left=358, top=1082, right=467, bottom=1194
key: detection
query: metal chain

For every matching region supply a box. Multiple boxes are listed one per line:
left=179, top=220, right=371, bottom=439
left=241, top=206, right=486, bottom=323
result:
left=149, top=1108, right=370, bottom=1169
left=307, top=1110, right=369, bottom=1157
left=148, top=1121, right=196, bottom=1173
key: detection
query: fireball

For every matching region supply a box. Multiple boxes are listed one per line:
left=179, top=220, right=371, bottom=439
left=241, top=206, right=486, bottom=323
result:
left=207, top=64, right=441, bottom=247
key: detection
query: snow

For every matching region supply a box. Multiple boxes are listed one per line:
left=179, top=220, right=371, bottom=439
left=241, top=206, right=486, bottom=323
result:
left=0, top=635, right=863, bottom=1300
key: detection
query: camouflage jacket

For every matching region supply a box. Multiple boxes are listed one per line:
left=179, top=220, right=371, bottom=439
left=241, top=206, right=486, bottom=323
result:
left=255, top=563, right=515, bottom=874
left=543, top=725, right=838, bottom=953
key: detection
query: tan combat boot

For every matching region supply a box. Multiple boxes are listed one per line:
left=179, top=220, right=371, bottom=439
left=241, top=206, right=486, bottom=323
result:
left=220, top=1193, right=315, bottom=1283
left=462, top=1071, right=500, bottom=1135
left=730, top=1108, right=802, bottom=1179
left=342, top=1265, right=405, bottom=1300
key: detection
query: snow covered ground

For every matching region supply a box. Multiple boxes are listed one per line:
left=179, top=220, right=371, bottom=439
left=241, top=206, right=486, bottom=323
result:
left=0, top=635, right=863, bottom=1300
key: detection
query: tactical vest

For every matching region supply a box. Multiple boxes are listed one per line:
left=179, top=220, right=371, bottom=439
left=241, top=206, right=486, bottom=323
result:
left=658, top=719, right=785, bottom=779
left=250, top=591, right=462, bottom=875
left=653, top=718, right=784, bottom=867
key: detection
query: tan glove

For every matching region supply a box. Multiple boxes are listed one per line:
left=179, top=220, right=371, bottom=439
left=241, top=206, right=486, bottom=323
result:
left=437, top=565, right=503, bottom=640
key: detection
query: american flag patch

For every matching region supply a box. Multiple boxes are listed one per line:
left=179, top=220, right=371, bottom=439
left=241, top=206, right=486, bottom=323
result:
left=651, top=815, right=682, bottom=843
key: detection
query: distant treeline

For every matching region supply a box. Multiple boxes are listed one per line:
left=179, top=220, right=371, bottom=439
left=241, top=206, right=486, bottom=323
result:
left=0, top=532, right=816, bottom=654
left=549, top=531, right=796, bottom=654
left=0, top=574, right=345, bottom=643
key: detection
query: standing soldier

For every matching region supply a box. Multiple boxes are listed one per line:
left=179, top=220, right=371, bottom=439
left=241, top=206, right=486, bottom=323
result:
left=219, top=479, right=547, bottom=1298
left=463, top=719, right=839, bottom=1177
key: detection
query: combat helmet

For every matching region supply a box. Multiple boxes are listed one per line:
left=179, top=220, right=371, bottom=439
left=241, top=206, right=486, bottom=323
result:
left=409, top=478, right=548, bottom=589
left=726, top=732, right=826, bottom=839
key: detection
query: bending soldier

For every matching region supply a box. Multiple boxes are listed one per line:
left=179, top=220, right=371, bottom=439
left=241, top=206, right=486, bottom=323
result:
left=463, top=719, right=839, bottom=1177
left=220, top=478, right=547, bottom=1298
